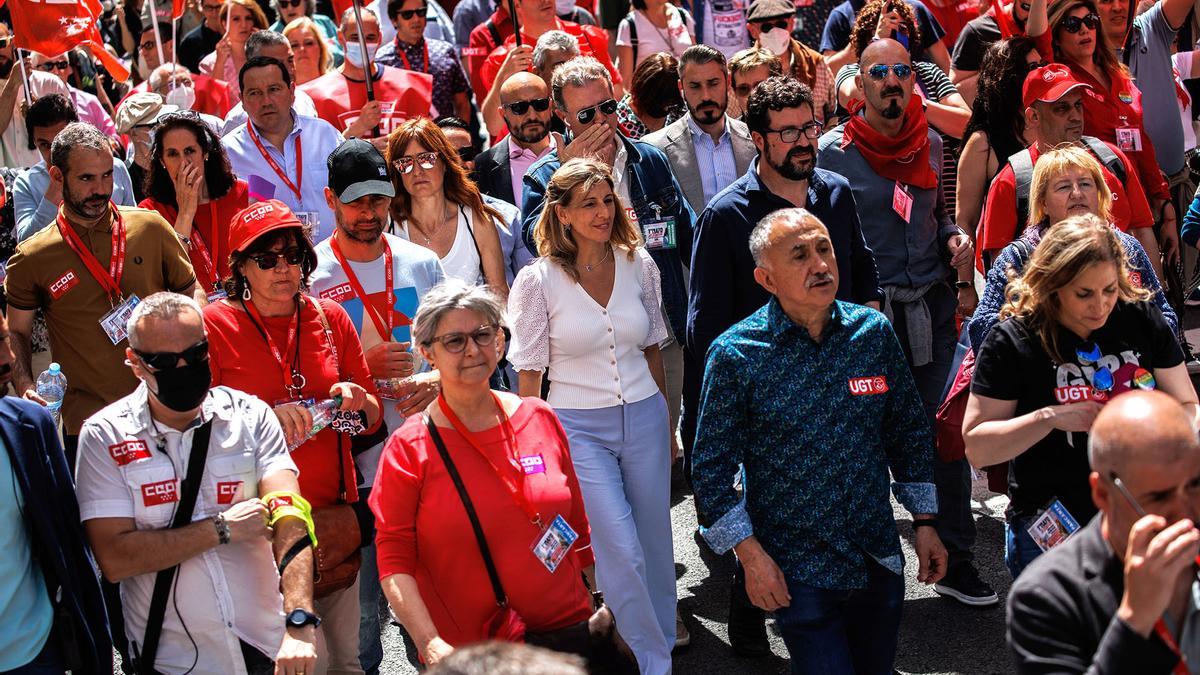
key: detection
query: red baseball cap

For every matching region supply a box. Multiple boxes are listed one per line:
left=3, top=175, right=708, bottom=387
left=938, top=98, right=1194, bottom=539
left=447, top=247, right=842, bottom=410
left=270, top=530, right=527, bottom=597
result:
left=228, top=200, right=305, bottom=254
left=1022, top=64, right=1091, bottom=108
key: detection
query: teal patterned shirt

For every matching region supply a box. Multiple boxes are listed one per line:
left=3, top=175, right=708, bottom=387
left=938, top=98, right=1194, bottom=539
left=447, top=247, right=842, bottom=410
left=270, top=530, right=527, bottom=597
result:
left=693, top=298, right=938, bottom=590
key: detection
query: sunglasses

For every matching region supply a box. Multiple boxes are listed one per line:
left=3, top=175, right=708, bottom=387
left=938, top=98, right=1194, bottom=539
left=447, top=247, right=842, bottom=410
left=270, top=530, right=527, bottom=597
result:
left=393, top=151, right=439, bottom=174
left=426, top=325, right=499, bottom=353
left=37, top=60, right=70, bottom=72
left=766, top=122, right=823, bottom=143
left=396, top=5, right=427, bottom=19
left=866, top=63, right=913, bottom=80
left=755, top=19, right=789, bottom=31
left=249, top=247, right=306, bottom=270
left=0, top=37, right=12, bottom=49
left=575, top=98, right=618, bottom=125
left=278, top=0, right=304, bottom=6
left=134, top=339, right=210, bottom=371
left=1076, top=343, right=1114, bottom=393
left=1060, top=12, right=1100, bottom=33
left=504, top=97, right=551, bottom=115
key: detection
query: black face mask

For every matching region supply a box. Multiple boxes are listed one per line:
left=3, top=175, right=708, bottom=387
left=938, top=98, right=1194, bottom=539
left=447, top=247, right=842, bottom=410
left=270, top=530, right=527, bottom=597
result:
left=149, top=359, right=212, bottom=412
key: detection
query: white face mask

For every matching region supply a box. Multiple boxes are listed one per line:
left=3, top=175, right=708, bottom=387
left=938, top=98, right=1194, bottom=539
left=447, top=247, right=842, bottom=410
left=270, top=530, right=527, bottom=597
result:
left=759, top=27, right=790, bottom=56
left=137, top=52, right=150, bottom=78
left=556, top=0, right=575, bottom=16
left=344, top=41, right=380, bottom=70
left=165, top=84, right=196, bottom=110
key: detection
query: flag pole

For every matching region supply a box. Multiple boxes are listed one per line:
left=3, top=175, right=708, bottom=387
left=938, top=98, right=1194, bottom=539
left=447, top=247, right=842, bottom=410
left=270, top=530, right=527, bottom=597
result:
left=349, top=0, right=378, bottom=136
left=508, top=0, right=521, bottom=46
left=147, top=0, right=166, bottom=72
left=16, top=48, right=31, bottom=107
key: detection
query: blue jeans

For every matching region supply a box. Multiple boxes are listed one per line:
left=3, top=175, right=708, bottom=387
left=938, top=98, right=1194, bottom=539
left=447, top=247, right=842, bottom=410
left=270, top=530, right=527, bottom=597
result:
left=358, top=526, right=383, bottom=675
left=1005, top=517, right=1044, bottom=579
left=1, top=637, right=64, bottom=675
left=773, top=561, right=905, bottom=675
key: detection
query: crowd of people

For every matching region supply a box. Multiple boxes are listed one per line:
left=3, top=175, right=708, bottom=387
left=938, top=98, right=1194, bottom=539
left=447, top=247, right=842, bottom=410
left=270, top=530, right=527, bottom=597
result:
left=5, top=0, right=1200, bottom=671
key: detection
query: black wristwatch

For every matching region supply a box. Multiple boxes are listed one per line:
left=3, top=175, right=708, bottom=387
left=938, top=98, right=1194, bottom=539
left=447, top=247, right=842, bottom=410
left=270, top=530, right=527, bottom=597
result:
left=286, top=608, right=322, bottom=629
left=955, top=280, right=973, bottom=289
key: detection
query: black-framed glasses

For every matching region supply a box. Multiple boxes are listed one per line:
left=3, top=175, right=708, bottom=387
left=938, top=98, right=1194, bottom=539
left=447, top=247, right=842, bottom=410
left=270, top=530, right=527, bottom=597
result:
left=37, top=60, right=70, bottom=72
left=765, top=122, right=823, bottom=143
left=250, top=247, right=306, bottom=270
left=755, top=18, right=789, bottom=31
left=278, top=0, right=304, bottom=7
left=134, top=339, right=210, bottom=371
left=393, top=151, right=439, bottom=174
left=456, top=145, right=479, bottom=163
left=503, top=97, right=551, bottom=115
left=575, top=98, right=618, bottom=125
left=1060, top=12, right=1100, bottom=33
left=396, top=5, right=427, bottom=19
left=426, top=324, right=499, bottom=353
left=1076, top=342, right=1114, bottom=393
left=866, top=63, right=913, bottom=80
left=138, top=39, right=158, bottom=52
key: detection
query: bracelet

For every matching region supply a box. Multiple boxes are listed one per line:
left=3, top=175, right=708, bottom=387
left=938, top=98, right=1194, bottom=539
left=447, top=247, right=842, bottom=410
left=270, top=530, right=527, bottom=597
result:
left=176, top=232, right=191, bottom=246
left=955, top=280, right=972, bottom=289
left=213, top=513, right=231, bottom=545
left=912, top=518, right=939, bottom=530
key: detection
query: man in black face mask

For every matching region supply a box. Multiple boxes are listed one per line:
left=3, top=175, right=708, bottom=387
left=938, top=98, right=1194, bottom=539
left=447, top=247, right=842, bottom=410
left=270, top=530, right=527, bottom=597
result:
left=75, top=291, right=321, bottom=675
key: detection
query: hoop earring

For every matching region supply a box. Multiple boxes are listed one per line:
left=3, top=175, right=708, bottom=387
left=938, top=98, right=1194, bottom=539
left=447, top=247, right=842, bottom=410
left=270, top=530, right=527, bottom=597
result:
left=242, top=285, right=252, bottom=301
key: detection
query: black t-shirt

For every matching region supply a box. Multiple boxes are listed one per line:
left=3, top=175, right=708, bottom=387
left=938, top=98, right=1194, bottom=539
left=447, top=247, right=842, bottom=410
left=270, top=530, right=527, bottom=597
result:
left=950, top=13, right=1002, bottom=72
left=971, top=301, right=1183, bottom=522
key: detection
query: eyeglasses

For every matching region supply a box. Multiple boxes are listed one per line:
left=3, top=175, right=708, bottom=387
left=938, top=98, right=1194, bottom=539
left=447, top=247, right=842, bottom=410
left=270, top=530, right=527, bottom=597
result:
left=134, top=339, right=210, bottom=371
left=765, top=122, right=823, bottom=143
left=1060, top=12, right=1100, bottom=33
left=392, top=151, right=439, bottom=174
left=37, top=60, right=70, bottom=72
left=278, top=0, right=304, bottom=7
left=456, top=145, right=478, bottom=163
left=1076, top=342, right=1114, bottom=394
left=138, top=39, right=159, bottom=52
left=755, top=19, right=789, bottom=31
left=866, top=63, right=913, bottom=80
left=575, top=98, right=618, bottom=125
left=425, top=324, right=499, bottom=353
left=249, top=247, right=306, bottom=270
left=503, top=97, right=551, bottom=115
left=396, top=6, right=427, bottom=19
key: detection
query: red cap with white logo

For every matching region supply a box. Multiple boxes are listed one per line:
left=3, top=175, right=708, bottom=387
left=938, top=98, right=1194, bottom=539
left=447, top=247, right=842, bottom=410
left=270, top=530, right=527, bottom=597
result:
left=228, top=199, right=305, bottom=254
left=1022, top=64, right=1091, bottom=108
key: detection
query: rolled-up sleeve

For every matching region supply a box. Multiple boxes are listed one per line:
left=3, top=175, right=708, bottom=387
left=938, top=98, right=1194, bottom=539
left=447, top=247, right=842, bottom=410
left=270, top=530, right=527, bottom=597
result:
left=693, top=340, right=753, bottom=553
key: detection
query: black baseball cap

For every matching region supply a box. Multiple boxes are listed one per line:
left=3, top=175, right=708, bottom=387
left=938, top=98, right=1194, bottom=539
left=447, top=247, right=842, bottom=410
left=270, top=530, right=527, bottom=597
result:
left=328, top=139, right=396, bottom=203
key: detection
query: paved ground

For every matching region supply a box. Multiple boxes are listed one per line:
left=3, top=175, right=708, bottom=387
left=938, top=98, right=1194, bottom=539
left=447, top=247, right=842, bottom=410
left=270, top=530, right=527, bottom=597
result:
left=378, top=466, right=1017, bottom=675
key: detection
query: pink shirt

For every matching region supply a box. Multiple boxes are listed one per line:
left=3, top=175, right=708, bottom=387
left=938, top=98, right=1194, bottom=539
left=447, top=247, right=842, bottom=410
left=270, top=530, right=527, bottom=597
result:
left=508, top=138, right=553, bottom=207
left=69, top=87, right=116, bottom=137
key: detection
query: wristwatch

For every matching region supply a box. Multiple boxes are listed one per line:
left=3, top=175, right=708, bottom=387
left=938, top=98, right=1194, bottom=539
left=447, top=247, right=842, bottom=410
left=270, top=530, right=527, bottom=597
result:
left=286, top=608, right=322, bottom=629
left=955, top=280, right=973, bottom=289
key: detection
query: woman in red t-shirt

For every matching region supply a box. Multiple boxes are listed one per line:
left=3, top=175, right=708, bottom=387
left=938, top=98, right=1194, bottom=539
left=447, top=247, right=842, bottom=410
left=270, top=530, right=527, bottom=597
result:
left=139, top=112, right=248, bottom=300
left=370, top=280, right=600, bottom=667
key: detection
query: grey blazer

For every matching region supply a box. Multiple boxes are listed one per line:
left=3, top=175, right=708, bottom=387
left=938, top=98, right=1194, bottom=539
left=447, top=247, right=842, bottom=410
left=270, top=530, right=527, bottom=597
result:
left=642, top=115, right=759, bottom=216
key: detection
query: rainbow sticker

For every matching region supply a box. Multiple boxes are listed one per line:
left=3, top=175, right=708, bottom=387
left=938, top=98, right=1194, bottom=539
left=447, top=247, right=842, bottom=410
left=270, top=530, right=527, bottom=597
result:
left=1132, top=368, right=1156, bottom=390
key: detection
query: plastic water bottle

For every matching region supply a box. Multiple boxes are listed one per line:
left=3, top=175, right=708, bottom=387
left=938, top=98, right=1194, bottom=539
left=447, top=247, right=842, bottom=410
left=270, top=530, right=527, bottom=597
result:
left=36, top=362, right=67, bottom=424
left=287, top=395, right=343, bottom=450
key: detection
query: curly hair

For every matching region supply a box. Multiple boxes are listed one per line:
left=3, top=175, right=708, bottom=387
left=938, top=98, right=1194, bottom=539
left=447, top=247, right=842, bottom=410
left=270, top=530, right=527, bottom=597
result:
left=851, top=0, right=922, bottom=57
left=999, top=213, right=1149, bottom=363
left=962, top=37, right=1040, bottom=164
left=145, top=112, right=237, bottom=207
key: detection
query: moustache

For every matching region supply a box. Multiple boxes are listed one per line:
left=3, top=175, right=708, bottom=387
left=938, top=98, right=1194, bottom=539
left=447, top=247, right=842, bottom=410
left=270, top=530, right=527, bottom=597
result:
left=787, top=147, right=814, bottom=161
left=698, top=100, right=720, bottom=109
left=881, top=86, right=904, bottom=98
left=807, top=272, right=834, bottom=288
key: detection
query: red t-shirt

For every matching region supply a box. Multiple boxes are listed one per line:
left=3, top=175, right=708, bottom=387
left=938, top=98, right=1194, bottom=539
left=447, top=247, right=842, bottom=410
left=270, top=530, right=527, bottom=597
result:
left=139, top=179, right=248, bottom=292
left=370, top=398, right=594, bottom=646
left=300, top=66, right=436, bottom=138
left=481, top=21, right=621, bottom=98
left=925, top=0, right=982, bottom=49
left=466, top=7, right=514, bottom=100
left=204, top=297, right=379, bottom=507
left=977, top=141, right=1153, bottom=268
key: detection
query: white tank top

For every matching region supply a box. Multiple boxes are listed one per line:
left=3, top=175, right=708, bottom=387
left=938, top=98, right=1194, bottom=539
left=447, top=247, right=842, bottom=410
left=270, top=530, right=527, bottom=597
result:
left=399, top=207, right=483, bottom=285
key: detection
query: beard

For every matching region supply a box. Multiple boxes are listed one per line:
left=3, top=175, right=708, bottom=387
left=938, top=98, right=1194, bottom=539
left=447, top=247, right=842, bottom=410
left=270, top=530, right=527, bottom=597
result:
left=877, top=86, right=906, bottom=119
left=338, top=215, right=384, bottom=243
left=510, top=118, right=549, bottom=144
left=689, top=99, right=726, bottom=125
left=770, top=145, right=815, bottom=181
left=0, top=55, right=13, bottom=79
left=62, top=183, right=111, bottom=219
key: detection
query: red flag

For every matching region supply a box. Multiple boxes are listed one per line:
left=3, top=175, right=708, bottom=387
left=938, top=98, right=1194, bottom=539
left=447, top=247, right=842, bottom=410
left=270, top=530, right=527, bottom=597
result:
left=172, top=0, right=185, bottom=19
left=1, top=0, right=131, bottom=82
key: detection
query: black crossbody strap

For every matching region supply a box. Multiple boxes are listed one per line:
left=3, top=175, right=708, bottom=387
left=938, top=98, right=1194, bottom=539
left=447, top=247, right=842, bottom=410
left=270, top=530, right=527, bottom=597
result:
left=423, top=414, right=508, bottom=607
left=136, top=420, right=215, bottom=675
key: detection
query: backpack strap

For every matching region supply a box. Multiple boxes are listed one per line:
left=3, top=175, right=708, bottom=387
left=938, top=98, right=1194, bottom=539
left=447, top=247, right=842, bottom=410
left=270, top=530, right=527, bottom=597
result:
left=1006, top=148, right=1035, bottom=235
left=485, top=18, right=502, bottom=49
left=623, top=14, right=638, bottom=64
left=1080, top=135, right=1128, bottom=185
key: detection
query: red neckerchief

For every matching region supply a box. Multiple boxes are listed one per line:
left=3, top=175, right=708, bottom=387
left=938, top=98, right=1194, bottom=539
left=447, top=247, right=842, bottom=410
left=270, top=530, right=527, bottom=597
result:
left=56, top=202, right=126, bottom=306
left=842, top=95, right=938, bottom=190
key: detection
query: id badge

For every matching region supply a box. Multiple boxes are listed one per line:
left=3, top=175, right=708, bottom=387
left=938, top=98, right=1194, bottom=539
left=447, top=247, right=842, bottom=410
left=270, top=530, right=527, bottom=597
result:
left=1116, top=127, right=1143, bottom=153
left=531, top=514, right=578, bottom=573
left=296, top=212, right=320, bottom=239
left=100, top=294, right=140, bottom=345
left=207, top=288, right=228, bottom=303
left=1027, top=499, right=1082, bottom=552
left=643, top=217, right=677, bottom=251
left=892, top=182, right=913, bottom=223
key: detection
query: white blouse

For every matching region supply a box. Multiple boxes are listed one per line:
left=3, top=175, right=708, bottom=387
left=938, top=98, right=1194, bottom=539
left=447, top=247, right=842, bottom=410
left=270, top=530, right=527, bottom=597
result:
left=508, top=248, right=668, bottom=410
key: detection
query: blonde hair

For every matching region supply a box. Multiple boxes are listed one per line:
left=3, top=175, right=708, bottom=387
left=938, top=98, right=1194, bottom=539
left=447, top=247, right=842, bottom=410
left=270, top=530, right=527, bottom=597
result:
left=729, top=47, right=782, bottom=83
left=999, top=213, right=1149, bottom=362
left=1029, top=144, right=1113, bottom=228
left=283, top=17, right=332, bottom=76
left=534, top=158, right=643, bottom=281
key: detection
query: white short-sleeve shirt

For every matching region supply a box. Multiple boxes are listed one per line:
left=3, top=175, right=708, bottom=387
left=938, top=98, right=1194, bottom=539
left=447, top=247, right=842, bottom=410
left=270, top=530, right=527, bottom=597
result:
left=616, top=6, right=696, bottom=64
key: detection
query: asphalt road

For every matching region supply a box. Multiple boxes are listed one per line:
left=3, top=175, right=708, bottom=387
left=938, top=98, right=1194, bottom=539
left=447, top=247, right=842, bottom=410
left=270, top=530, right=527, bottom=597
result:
left=378, top=466, right=1017, bottom=675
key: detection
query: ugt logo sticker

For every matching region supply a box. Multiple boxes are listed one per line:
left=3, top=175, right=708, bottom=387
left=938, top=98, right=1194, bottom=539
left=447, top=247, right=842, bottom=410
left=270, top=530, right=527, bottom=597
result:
left=848, top=376, right=889, bottom=395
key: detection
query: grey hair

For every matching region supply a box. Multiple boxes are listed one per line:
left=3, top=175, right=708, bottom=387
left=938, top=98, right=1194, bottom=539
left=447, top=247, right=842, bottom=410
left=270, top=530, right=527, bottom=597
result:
left=148, top=63, right=189, bottom=92
left=126, top=292, right=205, bottom=349
left=533, top=30, right=579, bottom=71
left=551, top=56, right=612, bottom=113
left=412, top=280, right=505, bottom=348
left=245, top=29, right=290, bottom=59
left=49, top=122, right=111, bottom=173
left=749, top=208, right=828, bottom=267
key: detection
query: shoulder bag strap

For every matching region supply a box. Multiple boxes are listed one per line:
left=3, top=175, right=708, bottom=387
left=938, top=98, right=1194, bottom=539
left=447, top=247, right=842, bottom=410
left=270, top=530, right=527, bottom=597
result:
left=306, top=295, right=341, bottom=375
left=423, top=413, right=509, bottom=607
left=625, top=14, right=639, bottom=64
left=460, top=206, right=488, bottom=286
left=135, top=420, right=215, bottom=675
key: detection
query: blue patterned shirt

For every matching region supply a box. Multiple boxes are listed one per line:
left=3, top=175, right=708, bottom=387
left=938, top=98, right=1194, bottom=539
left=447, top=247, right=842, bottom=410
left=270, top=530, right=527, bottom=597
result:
left=376, top=37, right=469, bottom=119
left=693, top=298, right=938, bottom=590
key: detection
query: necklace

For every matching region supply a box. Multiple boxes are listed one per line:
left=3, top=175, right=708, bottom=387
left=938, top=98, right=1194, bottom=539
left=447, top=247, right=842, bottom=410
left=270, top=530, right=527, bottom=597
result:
left=410, top=204, right=453, bottom=246
left=579, top=244, right=612, bottom=272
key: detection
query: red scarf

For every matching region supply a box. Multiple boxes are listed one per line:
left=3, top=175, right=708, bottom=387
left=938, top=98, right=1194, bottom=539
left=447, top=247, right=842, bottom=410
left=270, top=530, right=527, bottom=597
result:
left=843, top=95, right=938, bottom=190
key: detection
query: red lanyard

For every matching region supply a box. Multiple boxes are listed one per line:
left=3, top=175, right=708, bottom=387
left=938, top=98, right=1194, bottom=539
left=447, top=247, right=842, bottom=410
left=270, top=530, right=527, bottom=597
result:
left=1154, top=618, right=1192, bottom=674
left=188, top=202, right=221, bottom=291
left=396, top=40, right=430, bottom=74
left=244, top=297, right=305, bottom=397
left=437, top=393, right=542, bottom=527
left=330, top=235, right=394, bottom=341
left=246, top=120, right=303, bottom=201
left=56, top=203, right=126, bottom=306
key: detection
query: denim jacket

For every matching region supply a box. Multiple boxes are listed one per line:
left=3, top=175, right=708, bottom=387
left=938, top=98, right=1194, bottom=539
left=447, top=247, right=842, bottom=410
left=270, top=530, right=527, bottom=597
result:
left=520, top=135, right=696, bottom=339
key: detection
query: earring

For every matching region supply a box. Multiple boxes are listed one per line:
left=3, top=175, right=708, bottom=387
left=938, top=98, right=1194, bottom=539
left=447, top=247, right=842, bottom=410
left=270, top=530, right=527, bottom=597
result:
left=242, top=285, right=252, bottom=301
left=564, top=222, right=572, bottom=231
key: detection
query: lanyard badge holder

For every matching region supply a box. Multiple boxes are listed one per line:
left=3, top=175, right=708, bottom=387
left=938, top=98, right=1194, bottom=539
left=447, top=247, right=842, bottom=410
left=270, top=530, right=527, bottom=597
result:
left=57, top=206, right=140, bottom=345
left=642, top=204, right=677, bottom=252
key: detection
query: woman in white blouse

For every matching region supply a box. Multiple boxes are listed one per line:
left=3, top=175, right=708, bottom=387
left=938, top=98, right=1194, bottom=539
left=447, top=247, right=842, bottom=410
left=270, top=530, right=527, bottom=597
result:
left=508, top=158, right=676, bottom=675
left=616, top=0, right=696, bottom=85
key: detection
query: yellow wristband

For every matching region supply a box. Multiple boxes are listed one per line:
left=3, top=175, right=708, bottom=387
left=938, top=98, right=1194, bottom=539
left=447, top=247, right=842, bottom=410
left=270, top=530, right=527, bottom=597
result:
left=262, top=490, right=318, bottom=548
